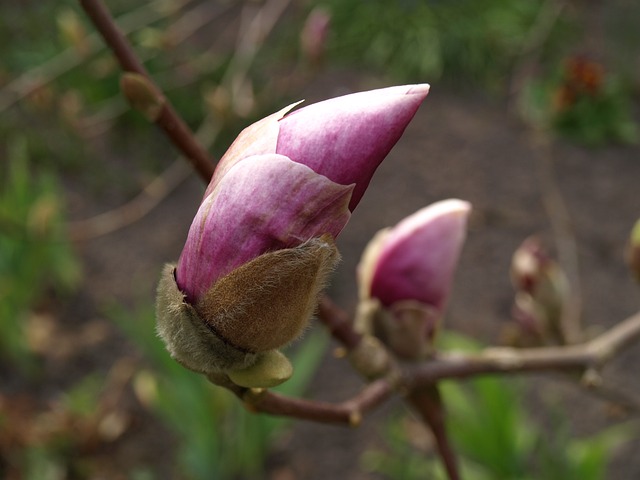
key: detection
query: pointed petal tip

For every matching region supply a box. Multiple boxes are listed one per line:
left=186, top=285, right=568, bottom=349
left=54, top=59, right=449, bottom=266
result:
left=436, top=198, right=472, bottom=216
left=407, top=83, right=430, bottom=97
left=404, top=199, right=472, bottom=231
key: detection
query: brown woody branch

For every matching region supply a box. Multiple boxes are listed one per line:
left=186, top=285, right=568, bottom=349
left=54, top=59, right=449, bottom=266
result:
left=79, top=0, right=215, bottom=182
left=235, top=378, right=393, bottom=426
left=316, top=302, right=640, bottom=412
left=317, top=296, right=363, bottom=350
left=238, top=303, right=640, bottom=428
left=408, top=387, right=460, bottom=480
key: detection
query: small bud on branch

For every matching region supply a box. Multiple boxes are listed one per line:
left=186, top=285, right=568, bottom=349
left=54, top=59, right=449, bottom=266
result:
left=357, top=199, right=471, bottom=358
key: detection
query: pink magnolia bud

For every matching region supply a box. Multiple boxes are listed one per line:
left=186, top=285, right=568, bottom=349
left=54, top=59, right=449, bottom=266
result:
left=356, top=200, right=471, bottom=358
left=510, top=236, right=553, bottom=293
left=179, top=84, right=430, bottom=304
left=157, top=84, right=429, bottom=384
left=507, top=237, right=569, bottom=345
left=360, top=199, right=471, bottom=311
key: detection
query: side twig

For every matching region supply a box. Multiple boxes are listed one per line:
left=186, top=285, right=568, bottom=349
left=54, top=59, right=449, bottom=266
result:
left=237, top=378, right=394, bottom=426
left=214, top=311, right=640, bottom=429
left=408, top=387, right=460, bottom=480
left=317, top=296, right=363, bottom=350
left=407, top=311, right=640, bottom=386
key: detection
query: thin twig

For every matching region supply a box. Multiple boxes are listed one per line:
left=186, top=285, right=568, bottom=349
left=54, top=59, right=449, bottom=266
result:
left=224, top=311, right=640, bottom=429
left=408, top=311, right=640, bottom=386
left=70, top=0, right=291, bottom=240
left=82, top=2, right=233, bottom=135
left=79, top=0, right=215, bottom=182
left=408, top=387, right=460, bottom=480
left=240, top=378, right=393, bottom=426
left=291, top=298, right=640, bottom=428
left=317, top=296, right=363, bottom=350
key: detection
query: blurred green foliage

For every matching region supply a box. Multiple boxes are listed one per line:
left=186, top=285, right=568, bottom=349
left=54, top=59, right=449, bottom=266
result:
left=0, top=1, right=232, bottom=175
left=363, top=334, right=635, bottom=480
left=317, top=0, right=639, bottom=145
left=112, top=303, right=328, bottom=479
left=0, top=138, right=80, bottom=369
left=320, top=0, right=568, bottom=89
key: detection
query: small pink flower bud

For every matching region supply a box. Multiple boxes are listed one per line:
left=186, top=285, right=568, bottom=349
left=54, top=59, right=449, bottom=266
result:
left=510, top=236, right=553, bottom=293
left=356, top=200, right=471, bottom=358
left=360, top=199, right=471, bottom=311
left=157, top=85, right=429, bottom=383
left=508, top=237, right=569, bottom=345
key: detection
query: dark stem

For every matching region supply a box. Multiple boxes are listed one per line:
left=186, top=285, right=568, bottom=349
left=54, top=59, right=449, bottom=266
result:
left=239, top=378, right=393, bottom=425
left=317, top=296, right=363, bottom=350
left=79, top=0, right=215, bottom=183
left=408, top=386, right=460, bottom=480
left=215, top=311, right=640, bottom=427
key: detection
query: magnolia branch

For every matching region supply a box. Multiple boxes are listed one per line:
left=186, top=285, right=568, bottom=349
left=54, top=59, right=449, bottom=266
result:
left=79, top=0, right=215, bottom=182
left=208, top=309, right=640, bottom=432
left=422, top=310, right=640, bottom=382
left=217, top=308, right=640, bottom=427
left=239, top=378, right=394, bottom=426
left=317, top=296, right=363, bottom=349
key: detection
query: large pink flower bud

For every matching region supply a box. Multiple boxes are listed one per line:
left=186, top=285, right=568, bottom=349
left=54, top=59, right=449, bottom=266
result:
left=157, top=84, right=430, bottom=385
left=357, top=199, right=471, bottom=358
left=178, top=84, right=430, bottom=304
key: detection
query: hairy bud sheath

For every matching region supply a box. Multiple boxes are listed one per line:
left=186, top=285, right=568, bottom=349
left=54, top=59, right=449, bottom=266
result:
left=156, top=236, right=338, bottom=377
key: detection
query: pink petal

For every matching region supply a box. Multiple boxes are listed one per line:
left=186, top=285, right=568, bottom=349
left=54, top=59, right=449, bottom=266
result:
left=203, top=103, right=300, bottom=199
left=277, top=84, right=429, bottom=210
left=177, top=154, right=353, bottom=303
left=370, top=199, right=471, bottom=310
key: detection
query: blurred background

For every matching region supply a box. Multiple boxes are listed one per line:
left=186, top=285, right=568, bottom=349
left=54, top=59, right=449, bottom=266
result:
left=1, top=0, right=640, bottom=478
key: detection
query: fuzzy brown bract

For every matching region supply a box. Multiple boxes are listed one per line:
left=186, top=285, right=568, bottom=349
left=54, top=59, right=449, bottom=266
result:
left=156, top=263, right=258, bottom=375
left=155, top=235, right=339, bottom=378
left=196, top=234, right=339, bottom=353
